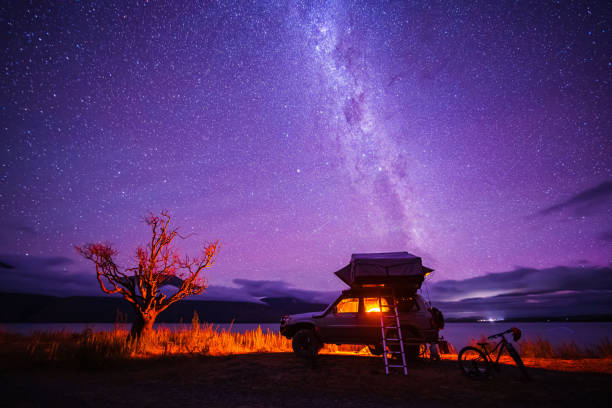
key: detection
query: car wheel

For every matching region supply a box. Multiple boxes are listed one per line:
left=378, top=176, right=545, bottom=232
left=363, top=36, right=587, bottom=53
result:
left=292, top=329, right=320, bottom=359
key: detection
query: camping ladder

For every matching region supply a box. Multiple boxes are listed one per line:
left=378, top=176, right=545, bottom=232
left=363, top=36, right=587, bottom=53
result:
left=379, top=289, right=408, bottom=375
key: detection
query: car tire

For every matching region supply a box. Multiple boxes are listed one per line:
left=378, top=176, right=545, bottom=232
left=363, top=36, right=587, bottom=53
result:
left=292, top=329, right=321, bottom=359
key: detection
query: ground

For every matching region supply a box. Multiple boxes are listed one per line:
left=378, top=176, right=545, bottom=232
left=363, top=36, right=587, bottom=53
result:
left=1, top=353, right=610, bottom=408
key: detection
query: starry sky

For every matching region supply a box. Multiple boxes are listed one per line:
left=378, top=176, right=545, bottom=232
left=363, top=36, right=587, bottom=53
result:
left=1, top=1, right=611, bottom=314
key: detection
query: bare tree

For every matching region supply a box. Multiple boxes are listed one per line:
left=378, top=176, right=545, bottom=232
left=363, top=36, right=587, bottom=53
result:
left=76, top=211, right=219, bottom=339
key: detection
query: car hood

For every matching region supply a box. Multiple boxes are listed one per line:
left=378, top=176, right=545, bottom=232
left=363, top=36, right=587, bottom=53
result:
left=288, top=311, right=324, bottom=320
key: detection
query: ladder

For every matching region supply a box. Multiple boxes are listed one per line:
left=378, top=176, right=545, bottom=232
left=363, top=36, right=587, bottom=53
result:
left=379, top=288, right=408, bottom=375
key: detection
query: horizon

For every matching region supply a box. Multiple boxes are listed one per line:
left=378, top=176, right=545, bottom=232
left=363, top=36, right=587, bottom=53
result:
left=2, top=255, right=611, bottom=319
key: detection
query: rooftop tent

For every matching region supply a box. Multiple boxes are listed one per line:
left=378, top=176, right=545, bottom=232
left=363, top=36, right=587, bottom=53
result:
left=334, top=252, right=433, bottom=289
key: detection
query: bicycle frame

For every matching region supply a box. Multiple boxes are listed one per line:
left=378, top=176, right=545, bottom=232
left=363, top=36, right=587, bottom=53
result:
left=478, top=335, right=509, bottom=366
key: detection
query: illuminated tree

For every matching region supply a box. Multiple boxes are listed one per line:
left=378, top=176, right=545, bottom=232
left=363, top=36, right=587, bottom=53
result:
left=76, top=211, right=219, bottom=339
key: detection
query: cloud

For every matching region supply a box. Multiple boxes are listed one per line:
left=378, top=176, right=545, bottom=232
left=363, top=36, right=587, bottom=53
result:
left=428, top=265, right=612, bottom=302
left=434, top=289, right=612, bottom=319
left=0, top=222, right=36, bottom=236
left=0, top=254, right=337, bottom=304
left=426, top=265, right=612, bottom=318
left=195, top=285, right=263, bottom=302
left=3, top=253, right=610, bottom=319
left=231, top=278, right=337, bottom=304
left=208, top=268, right=612, bottom=318
left=537, top=180, right=612, bottom=216
left=193, top=279, right=337, bottom=304
left=0, top=254, right=99, bottom=296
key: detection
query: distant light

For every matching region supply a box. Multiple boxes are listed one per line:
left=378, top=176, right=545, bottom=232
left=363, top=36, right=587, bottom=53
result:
left=477, top=317, right=504, bottom=322
left=296, top=168, right=301, bottom=173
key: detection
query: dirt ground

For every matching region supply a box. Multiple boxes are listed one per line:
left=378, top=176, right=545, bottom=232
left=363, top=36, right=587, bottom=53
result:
left=1, top=353, right=610, bottom=408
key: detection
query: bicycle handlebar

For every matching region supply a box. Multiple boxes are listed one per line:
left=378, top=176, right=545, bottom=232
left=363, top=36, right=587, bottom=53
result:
left=487, top=328, right=513, bottom=340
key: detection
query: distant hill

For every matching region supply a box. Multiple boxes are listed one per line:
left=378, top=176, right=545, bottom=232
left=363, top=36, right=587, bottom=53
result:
left=0, top=292, right=327, bottom=323
left=3, top=292, right=609, bottom=324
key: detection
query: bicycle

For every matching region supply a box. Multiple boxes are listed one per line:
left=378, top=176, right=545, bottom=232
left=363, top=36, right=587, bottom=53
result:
left=458, top=327, right=530, bottom=380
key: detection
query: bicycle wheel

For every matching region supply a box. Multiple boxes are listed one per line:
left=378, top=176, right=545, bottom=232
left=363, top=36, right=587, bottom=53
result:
left=506, top=343, right=531, bottom=380
left=458, top=346, right=490, bottom=378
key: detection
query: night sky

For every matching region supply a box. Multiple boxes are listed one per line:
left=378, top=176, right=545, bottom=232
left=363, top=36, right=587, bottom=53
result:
left=1, top=1, right=611, bottom=316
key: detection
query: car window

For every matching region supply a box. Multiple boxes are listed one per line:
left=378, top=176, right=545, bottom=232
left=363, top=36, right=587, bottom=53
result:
left=363, top=297, right=391, bottom=313
left=336, top=297, right=359, bottom=313
left=397, top=296, right=419, bottom=312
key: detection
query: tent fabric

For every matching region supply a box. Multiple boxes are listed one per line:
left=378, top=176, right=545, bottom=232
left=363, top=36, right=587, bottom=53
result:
left=334, top=252, right=433, bottom=287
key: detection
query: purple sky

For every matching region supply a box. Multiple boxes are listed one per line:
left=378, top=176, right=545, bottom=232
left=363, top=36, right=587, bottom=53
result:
left=1, top=1, right=611, bottom=315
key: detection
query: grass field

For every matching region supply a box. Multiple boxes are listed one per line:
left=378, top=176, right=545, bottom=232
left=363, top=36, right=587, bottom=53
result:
left=2, top=324, right=611, bottom=407
left=1, top=322, right=611, bottom=369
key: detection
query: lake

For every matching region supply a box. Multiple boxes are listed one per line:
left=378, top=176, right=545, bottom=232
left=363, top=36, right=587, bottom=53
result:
left=2, top=322, right=611, bottom=349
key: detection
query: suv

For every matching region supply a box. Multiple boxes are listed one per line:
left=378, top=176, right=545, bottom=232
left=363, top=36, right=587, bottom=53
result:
left=280, top=286, right=443, bottom=359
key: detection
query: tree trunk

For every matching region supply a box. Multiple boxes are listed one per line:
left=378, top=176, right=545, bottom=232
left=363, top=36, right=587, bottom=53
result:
left=129, top=310, right=157, bottom=341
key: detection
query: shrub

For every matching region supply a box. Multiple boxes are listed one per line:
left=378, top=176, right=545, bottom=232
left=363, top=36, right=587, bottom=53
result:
left=594, top=337, right=612, bottom=358
left=519, top=337, right=556, bottom=358
left=555, top=341, right=584, bottom=360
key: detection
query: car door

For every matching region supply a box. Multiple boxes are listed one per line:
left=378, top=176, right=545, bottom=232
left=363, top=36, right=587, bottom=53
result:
left=357, top=296, right=392, bottom=344
left=318, top=296, right=360, bottom=343
left=397, top=295, right=424, bottom=340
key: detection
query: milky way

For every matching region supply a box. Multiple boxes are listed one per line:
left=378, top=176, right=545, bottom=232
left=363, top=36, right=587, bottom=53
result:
left=1, top=1, right=610, bottom=295
left=304, top=2, right=428, bottom=250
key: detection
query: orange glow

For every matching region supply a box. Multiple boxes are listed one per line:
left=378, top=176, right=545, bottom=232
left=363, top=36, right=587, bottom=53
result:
left=364, top=297, right=390, bottom=313
left=9, top=328, right=612, bottom=374
left=336, top=297, right=359, bottom=313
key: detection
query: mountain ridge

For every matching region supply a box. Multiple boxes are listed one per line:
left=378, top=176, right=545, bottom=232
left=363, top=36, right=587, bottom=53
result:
left=0, top=292, right=327, bottom=323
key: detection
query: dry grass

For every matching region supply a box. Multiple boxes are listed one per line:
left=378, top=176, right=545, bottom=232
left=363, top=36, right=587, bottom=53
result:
left=594, top=337, right=612, bottom=357
left=465, top=335, right=612, bottom=360
left=0, top=323, right=371, bottom=368
left=2, top=322, right=611, bottom=369
left=518, top=337, right=556, bottom=358
left=0, top=323, right=450, bottom=368
left=519, top=337, right=612, bottom=360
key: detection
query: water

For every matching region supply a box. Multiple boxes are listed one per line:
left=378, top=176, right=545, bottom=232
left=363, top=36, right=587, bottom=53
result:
left=439, top=322, right=612, bottom=349
left=2, top=322, right=611, bottom=349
